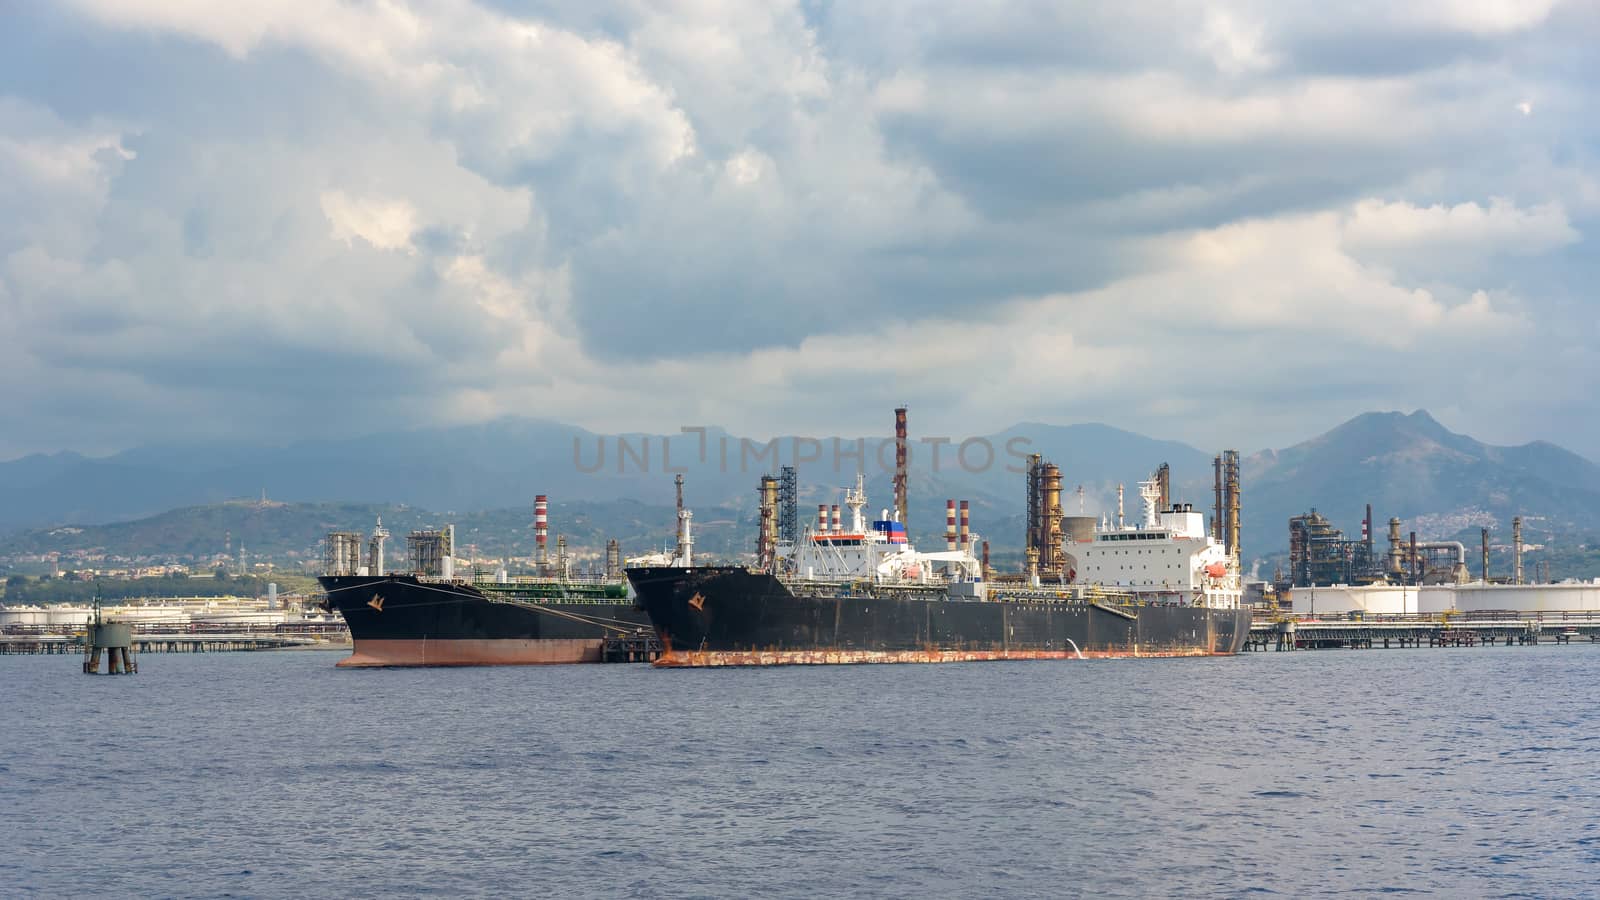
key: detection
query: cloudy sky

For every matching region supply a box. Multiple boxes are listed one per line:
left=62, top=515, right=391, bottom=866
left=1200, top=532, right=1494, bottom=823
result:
left=2, top=1, right=1597, bottom=461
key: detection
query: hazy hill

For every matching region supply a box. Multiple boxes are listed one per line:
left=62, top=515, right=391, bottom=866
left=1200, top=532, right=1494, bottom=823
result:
left=0, top=498, right=752, bottom=569
left=1243, top=410, right=1600, bottom=560
left=2, top=411, right=1596, bottom=574
left=0, top=418, right=1213, bottom=536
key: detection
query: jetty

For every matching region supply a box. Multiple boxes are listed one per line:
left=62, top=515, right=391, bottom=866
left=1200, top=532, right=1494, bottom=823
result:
left=1246, top=611, right=1600, bottom=651
left=1, top=623, right=350, bottom=655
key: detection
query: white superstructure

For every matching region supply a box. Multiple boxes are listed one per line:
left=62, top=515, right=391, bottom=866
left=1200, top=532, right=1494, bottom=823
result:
left=1073, top=480, right=1243, bottom=609
left=791, top=474, right=982, bottom=585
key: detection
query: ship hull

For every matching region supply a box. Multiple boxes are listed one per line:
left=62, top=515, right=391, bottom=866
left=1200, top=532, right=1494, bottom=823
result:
left=319, top=575, right=650, bottom=667
left=627, top=566, right=1252, bottom=667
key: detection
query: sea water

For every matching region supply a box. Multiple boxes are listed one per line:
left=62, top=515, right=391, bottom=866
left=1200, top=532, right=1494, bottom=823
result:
left=2, top=647, right=1597, bottom=898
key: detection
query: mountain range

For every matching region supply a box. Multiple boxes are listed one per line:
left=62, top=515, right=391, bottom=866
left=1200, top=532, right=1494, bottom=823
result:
left=1, top=410, right=1596, bottom=569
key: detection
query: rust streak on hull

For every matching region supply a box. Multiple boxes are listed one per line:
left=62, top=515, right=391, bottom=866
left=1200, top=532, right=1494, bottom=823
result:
left=655, top=646, right=1225, bottom=667
left=337, top=638, right=604, bottom=668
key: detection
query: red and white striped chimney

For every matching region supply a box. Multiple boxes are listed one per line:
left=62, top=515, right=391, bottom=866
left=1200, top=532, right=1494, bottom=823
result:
left=959, top=500, right=970, bottom=551
left=831, top=505, right=842, bottom=533
left=818, top=504, right=829, bottom=534
left=946, top=500, right=957, bottom=550
left=535, top=495, right=549, bottom=564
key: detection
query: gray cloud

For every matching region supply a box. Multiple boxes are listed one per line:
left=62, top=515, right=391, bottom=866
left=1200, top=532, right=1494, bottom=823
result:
left=0, top=0, right=1596, bottom=463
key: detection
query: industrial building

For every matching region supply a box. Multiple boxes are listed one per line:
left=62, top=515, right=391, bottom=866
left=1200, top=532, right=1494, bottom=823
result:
left=1286, top=505, right=1490, bottom=588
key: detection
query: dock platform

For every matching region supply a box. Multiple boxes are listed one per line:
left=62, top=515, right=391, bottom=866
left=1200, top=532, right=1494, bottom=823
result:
left=602, top=632, right=663, bottom=663
left=1247, top=612, right=1600, bottom=651
left=1, top=624, right=350, bottom=655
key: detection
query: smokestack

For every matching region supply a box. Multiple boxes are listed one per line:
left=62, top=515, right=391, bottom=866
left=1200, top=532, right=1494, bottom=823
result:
left=831, top=505, right=842, bottom=533
left=535, top=495, right=548, bottom=566
left=946, top=500, right=957, bottom=551
left=1409, top=531, right=1419, bottom=585
left=893, top=407, right=909, bottom=526
left=605, top=539, right=621, bottom=579
left=1481, top=527, right=1490, bottom=583
left=1156, top=463, right=1170, bottom=511
left=959, top=500, right=970, bottom=552
left=1513, top=516, right=1524, bottom=585
left=1388, top=518, right=1404, bottom=575
left=981, top=540, right=990, bottom=581
left=1212, top=455, right=1224, bottom=542
left=1363, top=503, right=1373, bottom=561
left=818, top=504, right=828, bottom=533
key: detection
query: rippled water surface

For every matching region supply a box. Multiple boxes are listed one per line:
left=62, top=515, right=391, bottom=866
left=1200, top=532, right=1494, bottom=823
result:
left=3, top=646, right=1598, bottom=898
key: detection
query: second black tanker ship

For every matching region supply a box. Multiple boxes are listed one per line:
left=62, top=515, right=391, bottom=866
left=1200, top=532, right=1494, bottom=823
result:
left=319, top=508, right=662, bottom=667
left=321, top=572, right=650, bottom=667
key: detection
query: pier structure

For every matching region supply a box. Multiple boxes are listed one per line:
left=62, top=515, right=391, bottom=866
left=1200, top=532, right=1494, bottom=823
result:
left=3, top=623, right=349, bottom=656
left=1245, top=611, right=1600, bottom=651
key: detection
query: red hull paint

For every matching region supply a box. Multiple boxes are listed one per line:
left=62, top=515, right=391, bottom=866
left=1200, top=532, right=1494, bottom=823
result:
left=337, top=638, right=603, bottom=668
left=654, top=647, right=1225, bottom=667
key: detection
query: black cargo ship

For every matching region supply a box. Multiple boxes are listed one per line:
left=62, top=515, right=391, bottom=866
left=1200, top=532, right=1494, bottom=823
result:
left=319, top=574, right=651, bottom=667
left=627, top=566, right=1253, bottom=666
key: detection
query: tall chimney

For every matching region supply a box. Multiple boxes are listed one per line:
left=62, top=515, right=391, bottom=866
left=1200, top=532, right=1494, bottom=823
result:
left=818, top=504, right=828, bottom=534
left=535, top=495, right=549, bottom=567
left=831, top=504, right=842, bottom=533
left=1156, top=463, right=1171, bottom=511
left=1212, top=455, right=1224, bottom=542
left=1409, top=531, right=1419, bottom=585
left=946, top=500, right=957, bottom=551
left=1480, top=527, right=1490, bottom=583
left=893, top=407, right=909, bottom=526
left=1363, top=503, right=1373, bottom=559
left=1388, top=518, right=1404, bottom=576
left=959, top=500, right=970, bottom=552
left=981, top=539, right=990, bottom=581
left=1513, top=516, right=1524, bottom=585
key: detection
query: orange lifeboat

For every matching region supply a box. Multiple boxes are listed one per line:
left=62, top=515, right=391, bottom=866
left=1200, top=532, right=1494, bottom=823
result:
left=1205, top=562, right=1229, bottom=578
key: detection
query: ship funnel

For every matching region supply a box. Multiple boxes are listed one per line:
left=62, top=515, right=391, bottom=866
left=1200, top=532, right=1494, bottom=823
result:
left=959, top=500, right=970, bottom=552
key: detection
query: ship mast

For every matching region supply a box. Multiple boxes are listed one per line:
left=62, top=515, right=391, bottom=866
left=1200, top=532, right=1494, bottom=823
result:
left=846, top=471, right=867, bottom=533
left=1139, top=479, right=1161, bottom=529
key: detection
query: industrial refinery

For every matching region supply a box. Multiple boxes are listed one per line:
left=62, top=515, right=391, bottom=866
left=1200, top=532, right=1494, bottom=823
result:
left=1281, top=506, right=1597, bottom=615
